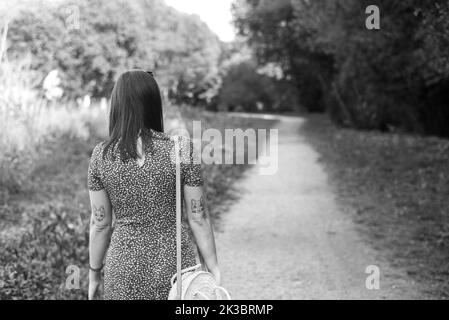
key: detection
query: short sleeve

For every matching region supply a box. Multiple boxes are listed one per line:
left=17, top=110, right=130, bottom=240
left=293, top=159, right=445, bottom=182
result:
left=179, top=137, right=204, bottom=187
left=87, top=144, right=105, bottom=191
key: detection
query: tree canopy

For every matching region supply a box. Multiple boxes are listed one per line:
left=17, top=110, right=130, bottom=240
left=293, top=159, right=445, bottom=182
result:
left=3, top=0, right=223, bottom=100
left=233, top=0, right=449, bottom=137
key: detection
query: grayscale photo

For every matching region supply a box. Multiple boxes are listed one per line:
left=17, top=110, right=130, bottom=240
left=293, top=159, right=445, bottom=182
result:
left=0, top=0, right=448, bottom=304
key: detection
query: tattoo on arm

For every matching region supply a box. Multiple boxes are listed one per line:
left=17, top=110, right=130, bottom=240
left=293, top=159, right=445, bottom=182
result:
left=191, top=196, right=205, bottom=220
left=93, top=205, right=105, bottom=222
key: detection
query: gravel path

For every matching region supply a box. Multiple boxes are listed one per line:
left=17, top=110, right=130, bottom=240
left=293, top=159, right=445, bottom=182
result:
left=216, top=115, right=424, bottom=299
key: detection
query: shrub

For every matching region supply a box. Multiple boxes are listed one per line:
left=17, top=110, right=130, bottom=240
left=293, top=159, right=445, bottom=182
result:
left=0, top=203, right=89, bottom=300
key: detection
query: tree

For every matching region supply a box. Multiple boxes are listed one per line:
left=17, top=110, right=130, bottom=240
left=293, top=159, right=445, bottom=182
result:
left=217, top=58, right=299, bottom=113
left=233, top=0, right=449, bottom=137
left=3, top=0, right=223, bottom=100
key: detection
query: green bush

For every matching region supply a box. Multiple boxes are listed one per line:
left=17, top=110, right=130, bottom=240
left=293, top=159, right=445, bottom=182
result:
left=0, top=203, right=89, bottom=300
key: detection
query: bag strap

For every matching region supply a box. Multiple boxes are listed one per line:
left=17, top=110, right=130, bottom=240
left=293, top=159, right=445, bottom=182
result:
left=174, top=135, right=182, bottom=300
left=174, top=136, right=209, bottom=300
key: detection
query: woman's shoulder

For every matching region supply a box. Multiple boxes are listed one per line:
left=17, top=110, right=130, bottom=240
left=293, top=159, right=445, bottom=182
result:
left=166, top=134, right=196, bottom=151
left=176, top=135, right=201, bottom=164
left=149, top=129, right=172, bottom=142
left=90, top=141, right=107, bottom=160
left=150, top=129, right=193, bottom=146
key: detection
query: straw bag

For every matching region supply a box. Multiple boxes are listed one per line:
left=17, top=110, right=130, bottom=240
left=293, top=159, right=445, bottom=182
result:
left=167, top=136, right=231, bottom=300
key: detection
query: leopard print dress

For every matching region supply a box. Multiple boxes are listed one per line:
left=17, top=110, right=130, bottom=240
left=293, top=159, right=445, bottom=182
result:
left=87, top=128, right=203, bottom=300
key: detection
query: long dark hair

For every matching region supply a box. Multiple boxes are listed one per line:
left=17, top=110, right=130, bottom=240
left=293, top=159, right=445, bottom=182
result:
left=103, top=70, right=164, bottom=161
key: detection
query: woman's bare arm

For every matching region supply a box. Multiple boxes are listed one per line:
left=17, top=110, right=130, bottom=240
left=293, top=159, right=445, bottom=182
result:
left=89, top=189, right=113, bottom=268
left=184, top=185, right=220, bottom=284
left=88, top=189, right=112, bottom=299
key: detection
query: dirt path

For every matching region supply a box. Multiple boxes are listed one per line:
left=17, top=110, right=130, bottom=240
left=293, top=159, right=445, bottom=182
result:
left=216, top=115, right=424, bottom=299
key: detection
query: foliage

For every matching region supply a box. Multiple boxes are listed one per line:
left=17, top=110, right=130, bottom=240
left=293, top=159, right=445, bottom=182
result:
left=0, top=45, right=104, bottom=201
left=216, top=59, right=299, bottom=112
left=233, top=0, right=449, bottom=137
left=218, top=60, right=272, bottom=112
left=3, top=0, right=222, bottom=100
left=0, top=203, right=90, bottom=300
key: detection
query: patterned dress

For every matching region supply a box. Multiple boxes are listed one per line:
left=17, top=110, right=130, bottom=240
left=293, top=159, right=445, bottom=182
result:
left=87, top=128, right=203, bottom=300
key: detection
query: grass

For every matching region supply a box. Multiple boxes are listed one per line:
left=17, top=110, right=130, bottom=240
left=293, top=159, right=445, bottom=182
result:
left=299, top=114, right=449, bottom=299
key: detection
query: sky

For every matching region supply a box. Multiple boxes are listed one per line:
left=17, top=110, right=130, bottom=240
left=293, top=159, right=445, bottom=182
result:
left=165, top=0, right=236, bottom=42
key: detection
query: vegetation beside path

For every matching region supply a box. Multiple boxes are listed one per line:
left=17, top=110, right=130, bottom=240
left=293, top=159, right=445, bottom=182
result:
left=300, top=115, right=449, bottom=299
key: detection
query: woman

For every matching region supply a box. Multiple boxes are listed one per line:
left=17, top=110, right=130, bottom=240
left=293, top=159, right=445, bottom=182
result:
left=87, top=70, right=220, bottom=300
